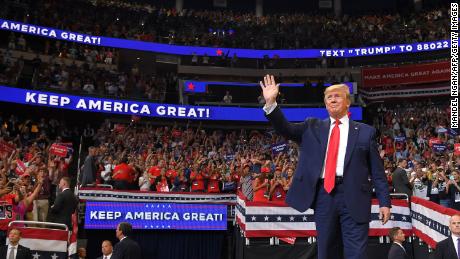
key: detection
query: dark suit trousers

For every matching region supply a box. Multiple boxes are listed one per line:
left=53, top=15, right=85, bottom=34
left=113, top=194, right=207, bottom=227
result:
left=314, top=182, right=369, bottom=259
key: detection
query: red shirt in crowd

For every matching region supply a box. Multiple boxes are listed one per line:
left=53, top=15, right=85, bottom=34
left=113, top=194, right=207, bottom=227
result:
left=166, top=169, right=178, bottom=183
left=156, top=177, right=170, bottom=192
left=112, top=163, right=136, bottom=184
left=382, top=136, right=394, bottom=155
left=190, top=171, right=205, bottom=192
left=148, top=166, right=161, bottom=178
left=0, top=194, right=16, bottom=231
left=207, top=173, right=220, bottom=193
left=270, top=184, right=286, bottom=201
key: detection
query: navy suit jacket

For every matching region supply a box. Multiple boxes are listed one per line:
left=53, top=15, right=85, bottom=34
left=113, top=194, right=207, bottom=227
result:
left=434, top=236, right=458, bottom=259
left=0, top=244, right=32, bottom=259
left=266, top=106, right=390, bottom=223
left=387, top=243, right=409, bottom=259
left=112, top=237, right=142, bottom=259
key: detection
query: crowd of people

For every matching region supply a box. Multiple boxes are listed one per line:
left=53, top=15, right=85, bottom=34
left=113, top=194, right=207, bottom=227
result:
left=0, top=47, right=174, bottom=102
left=0, top=114, right=80, bottom=243
left=3, top=0, right=449, bottom=49
left=79, top=120, right=298, bottom=202
left=368, top=101, right=460, bottom=210
left=4, top=32, right=118, bottom=65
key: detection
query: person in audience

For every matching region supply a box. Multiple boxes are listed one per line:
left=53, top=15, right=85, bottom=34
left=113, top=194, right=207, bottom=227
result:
left=434, top=214, right=460, bottom=258
left=172, top=169, right=189, bottom=192
left=240, top=164, right=253, bottom=201
left=412, top=167, right=428, bottom=199
left=252, top=172, right=268, bottom=202
left=11, top=173, right=43, bottom=222
left=207, top=165, right=221, bottom=193
left=447, top=171, right=460, bottom=211
left=138, top=171, right=151, bottom=192
left=392, top=159, right=412, bottom=198
left=80, top=147, right=97, bottom=187
left=112, top=158, right=137, bottom=190
left=33, top=168, right=51, bottom=222
left=154, top=169, right=170, bottom=192
left=269, top=167, right=287, bottom=201
left=223, top=91, right=232, bottom=104
left=190, top=163, right=206, bottom=193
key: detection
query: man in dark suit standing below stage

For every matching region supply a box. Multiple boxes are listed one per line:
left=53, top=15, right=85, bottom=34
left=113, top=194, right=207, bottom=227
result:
left=260, top=75, right=391, bottom=259
left=0, top=228, right=32, bottom=259
left=388, top=227, right=410, bottom=259
left=96, top=240, right=113, bottom=259
left=112, top=222, right=141, bottom=259
left=434, top=214, right=460, bottom=258
left=47, top=177, right=78, bottom=230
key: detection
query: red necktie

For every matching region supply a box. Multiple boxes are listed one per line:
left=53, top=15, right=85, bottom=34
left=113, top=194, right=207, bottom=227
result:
left=324, top=119, right=340, bottom=193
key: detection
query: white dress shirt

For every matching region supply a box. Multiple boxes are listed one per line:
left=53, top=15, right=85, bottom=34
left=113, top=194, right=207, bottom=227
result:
left=263, top=102, right=349, bottom=178
left=321, top=115, right=349, bottom=178
left=102, top=253, right=113, bottom=259
left=6, top=244, right=18, bottom=259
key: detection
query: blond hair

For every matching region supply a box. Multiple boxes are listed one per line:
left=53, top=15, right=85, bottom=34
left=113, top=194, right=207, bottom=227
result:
left=324, top=84, right=351, bottom=102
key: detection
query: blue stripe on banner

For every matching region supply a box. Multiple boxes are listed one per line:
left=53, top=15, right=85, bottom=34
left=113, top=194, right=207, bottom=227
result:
left=371, top=213, right=411, bottom=223
left=245, top=214, right=314, bottom=223
left=411, top=210, right=450, bottom=236
left=0, top=19, right=450, bottom=59
left=244, top=213, right=411, bottom=223
left=0, top=85, right=363, bottom=122
left=31, top=251, right=67, bottom=259
left=236, top=203, right=246, bottom=216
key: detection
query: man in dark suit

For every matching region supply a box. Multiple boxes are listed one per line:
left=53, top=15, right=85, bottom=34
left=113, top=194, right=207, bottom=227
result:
left=47, top=177, right=78, bottom=230
left=434, top=214, right=460, bottom=258
left=260, top=75, right=391, bottom=259
left=80, top=146, right=97, bottom=186
left=388, top=227, right=410, bottom=259
left=0, top=228, right=32, bottom=259
left=392, top=159, right=412, bottom=198
left=112, top=222, right=141, bottom=259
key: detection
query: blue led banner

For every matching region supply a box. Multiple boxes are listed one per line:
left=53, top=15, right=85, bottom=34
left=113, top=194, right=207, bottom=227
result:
left=0, top=19, right=450, bottom=59
left=84, top=201, right=227, bottom=230
left=0, top=85, right=363, bottom=121
left=183, top=80, right=355, bottom=93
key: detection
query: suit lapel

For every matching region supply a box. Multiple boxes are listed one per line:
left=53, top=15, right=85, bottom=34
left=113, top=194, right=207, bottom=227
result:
left=319, top=118, right=330, bottom=163
left=343, top=120, right=359, bottom=170
left=449, top=236, right=457, bottom=257
left=0, top=245, right=6, bottom=258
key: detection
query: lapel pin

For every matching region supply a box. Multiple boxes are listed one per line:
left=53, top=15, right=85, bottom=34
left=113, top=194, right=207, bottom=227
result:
left=354, top=127, right=358, bottom=130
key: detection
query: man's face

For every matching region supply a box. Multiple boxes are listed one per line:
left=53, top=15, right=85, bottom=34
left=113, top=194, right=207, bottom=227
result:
left=401, top=160, right=407, bottom=168
left=78, top=248, right=86, bottom=257
left=58, top=179, right=66, bottom=190
left=394, top=229, right=405, bottom=243
left=324, top=89, right=350, bottom=119
left=116, top=224, right=122, bottom=239
left=450, top=215, right=460, bottom=236
left=8, top=229, right=20, bottom=245
left=101, top=241, right=113, bottom=255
